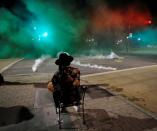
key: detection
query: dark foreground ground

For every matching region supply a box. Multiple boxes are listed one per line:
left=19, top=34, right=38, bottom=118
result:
left=0, top=55, right=157, bottom=131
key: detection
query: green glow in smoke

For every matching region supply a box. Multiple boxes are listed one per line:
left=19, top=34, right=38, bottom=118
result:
left=24, top=0, right=88, bottom=57
left=134, top=28, right=157, bottom=46
left=43, top=32, right=48, bottom=37
left=0, top=0, right=88, bottom=58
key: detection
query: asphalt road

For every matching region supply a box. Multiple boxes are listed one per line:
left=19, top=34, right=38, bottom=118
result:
left=3, top=55, right=157, bottom=76
left=1, top=55, right=157, bottom=130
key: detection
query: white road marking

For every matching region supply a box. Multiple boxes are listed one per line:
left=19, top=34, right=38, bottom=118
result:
left=0, top=59, right=24, bottom=73
left=81, top=64, right=157, bottom=78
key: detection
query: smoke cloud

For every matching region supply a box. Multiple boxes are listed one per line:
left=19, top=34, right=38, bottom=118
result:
left=32, top=55, right=50, bottom=72
left=72, top=60, right=117, bottom=70
left=0, top=0, right=156, bottom=58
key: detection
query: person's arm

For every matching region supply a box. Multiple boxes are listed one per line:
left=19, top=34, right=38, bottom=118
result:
left=51, top=72, right=59, bottom=85
left=73, top=68, right=80, bottom=87
left=47, top=72, right=59, bottom=92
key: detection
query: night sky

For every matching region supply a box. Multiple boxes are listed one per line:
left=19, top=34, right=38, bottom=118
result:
left=106, top=0, right=157, bottom=16
left=0, top=0, right=156, bottom=23
left=0, top=0, right=157, bottom=58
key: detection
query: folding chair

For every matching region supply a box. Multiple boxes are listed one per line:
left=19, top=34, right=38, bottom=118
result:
left=55, top=85, right=87, bottom=129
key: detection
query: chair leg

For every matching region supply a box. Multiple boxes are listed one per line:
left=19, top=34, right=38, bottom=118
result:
left=82, top=102, right=86, bottom=125
left=56, top=107, right=58, bottom=114
left=82, top=86, right=86, bottom=125
left=58, top=104, right=62, bottom=129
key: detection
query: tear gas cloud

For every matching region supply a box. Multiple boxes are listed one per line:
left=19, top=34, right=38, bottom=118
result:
left=72, top=60, right=117, bottom=71
left=133, top=28, right=157, bottom=46
left=0, top=0, right=87, bottom=58
left=0, top=0, right=156, bottom=58
left=32, top=55, right=50, bottom=72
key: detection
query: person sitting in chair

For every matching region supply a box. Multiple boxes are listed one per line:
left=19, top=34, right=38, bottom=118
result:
left=48, top=52, right=81, bottom=113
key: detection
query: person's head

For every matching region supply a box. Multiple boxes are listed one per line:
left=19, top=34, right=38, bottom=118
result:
left=55, top=52, right=73, bottom=68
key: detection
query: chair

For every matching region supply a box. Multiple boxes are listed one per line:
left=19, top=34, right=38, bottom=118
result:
left=55, top=85, right=87, bottom=129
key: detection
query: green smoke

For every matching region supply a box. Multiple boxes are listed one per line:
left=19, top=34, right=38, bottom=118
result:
left=0, top=0, right=88, bottom=58
left=0, top=7, right=36, bottom=58
left=134, top=28, right=157, bottom=46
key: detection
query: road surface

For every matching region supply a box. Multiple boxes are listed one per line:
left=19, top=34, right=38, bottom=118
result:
left=1, top=55, right=157, bottom=130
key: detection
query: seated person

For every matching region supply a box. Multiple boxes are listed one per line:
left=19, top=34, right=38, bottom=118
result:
left=48, top=52, right=80, bottom=112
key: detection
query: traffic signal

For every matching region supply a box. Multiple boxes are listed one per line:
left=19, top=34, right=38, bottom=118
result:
left=144, top=20, right=152, bottom=25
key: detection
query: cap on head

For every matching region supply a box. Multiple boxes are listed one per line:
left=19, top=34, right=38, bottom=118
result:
left=55, top=52, right=73, bottom=66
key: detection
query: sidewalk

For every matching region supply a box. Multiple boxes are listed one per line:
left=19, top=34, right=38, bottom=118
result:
left=1, top=80, right=157, bottom=131
left=81, top=65, right=157, bottom=115
left=0, top=59, right=157, bottom=131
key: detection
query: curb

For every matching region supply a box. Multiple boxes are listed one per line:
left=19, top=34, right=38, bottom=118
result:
left=118, top=95, right=157, bottom=120
left=81, top=78, right=157, bottom=121
left=0, top=58, right=24, bottom=73
left=98, top=85, right=157, bottom=121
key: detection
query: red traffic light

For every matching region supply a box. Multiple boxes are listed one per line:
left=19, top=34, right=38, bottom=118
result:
left=148, top=20, right=152, bottom=24
left=144, top=20, right=152, bottom=25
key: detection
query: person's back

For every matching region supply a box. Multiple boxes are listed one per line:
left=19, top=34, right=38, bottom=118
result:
left=49, top=52, right=81, bottom=110
left=53, top=66, right=80, bottom=105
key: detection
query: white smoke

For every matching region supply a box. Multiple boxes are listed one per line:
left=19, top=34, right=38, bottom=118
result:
left=32, top=55, right=51, bottom=72
left=105, top=51, right=121, bottom=59
left=72, top=60, right=117, bottom=70
left=86, top=51, right=122, bottom=60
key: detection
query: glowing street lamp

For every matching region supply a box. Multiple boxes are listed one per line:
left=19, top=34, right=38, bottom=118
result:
left=137, top=37, right=141, bottom=41
left=43, top=32, right=48, bottom=37
left=34, top=26, right=37, bottom=30
left=148, top=20, right=152, bottom=24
